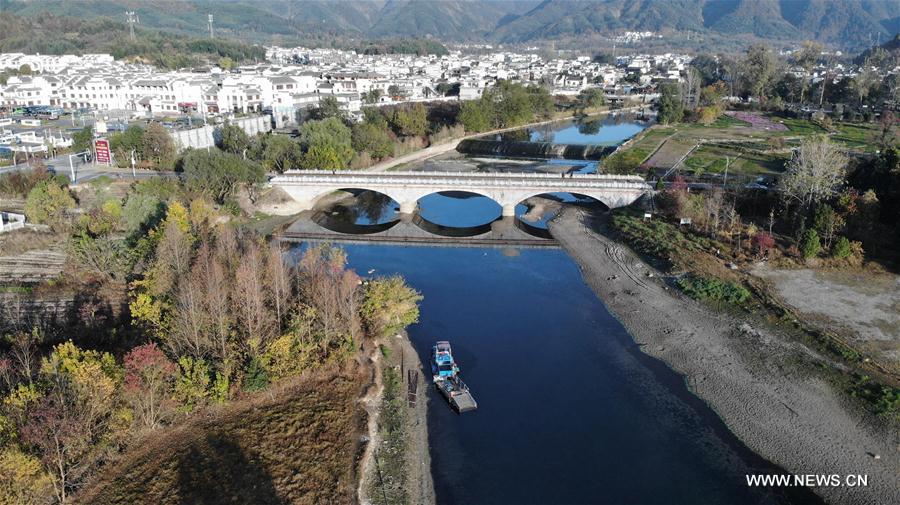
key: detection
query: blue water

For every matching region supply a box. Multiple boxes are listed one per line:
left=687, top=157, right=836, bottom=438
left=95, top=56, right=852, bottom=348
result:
left=299, top=118, right=818, bottom=504
left=332, top=245, right=815, bottom=505
left=528, top=118, right=647, bottom=145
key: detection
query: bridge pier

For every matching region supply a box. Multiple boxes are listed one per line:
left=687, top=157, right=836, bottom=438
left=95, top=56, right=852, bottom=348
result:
left=399, top=201, right=418, bottom=215
left=501, top=203, right=516, bottom=217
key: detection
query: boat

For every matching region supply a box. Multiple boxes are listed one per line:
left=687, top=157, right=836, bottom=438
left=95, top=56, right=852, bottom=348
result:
left=430, top=341, right=477, bottom=413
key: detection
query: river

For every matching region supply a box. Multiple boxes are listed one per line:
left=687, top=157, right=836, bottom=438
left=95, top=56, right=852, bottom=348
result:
left=288, top=118, right=819, bottom=505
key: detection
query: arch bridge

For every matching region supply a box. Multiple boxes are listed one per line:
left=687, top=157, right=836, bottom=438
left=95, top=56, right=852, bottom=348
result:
left=271, top=170, right=651, bottom=216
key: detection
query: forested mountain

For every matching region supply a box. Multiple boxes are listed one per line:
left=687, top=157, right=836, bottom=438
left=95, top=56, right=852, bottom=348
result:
left=4, top=0, right=899, bottom=50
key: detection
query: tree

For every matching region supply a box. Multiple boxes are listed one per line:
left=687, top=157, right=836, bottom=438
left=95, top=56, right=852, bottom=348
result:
left=174, top=356, right=210, bottom=411
left=216, top=123, right=250, bottom=155
left=109, top=125, right=145, bottom=168
left=141, top=123, right=175, bottom=169
left=298, top=117, right=354, bottom=168
left=17, top=64, right=32, bottom=75
left=123, top=343, right=177, bottom=430
left=249, top=134, right=302, bottom=173
left=458, top=99, right=493, bottom=133
left=752, top=232, right=775, bottom=256
left=311, top=95, right=343, bottom=120
left=351, top=122, right=394, bottom=159
left=361, top=276, right=423, bottom=338
left=812, top=203, right=844, bottom=249
left=780, top=136, right=847, bottom=211
left=801, top=229, right=821, bottom=258
left=576, top=87, right=606, bottom=110
left=217, top=56, right=234, bottom=70
left=743, top=44, right=776, bottom=101
left=72, top=126, right=93, bottom=154
left=390, top=103, right=428, bottom=137
left=0, top=447, right=53, bottom=505
left=832, top=236, right=852, bottom=259
left=657, top=83, right=683, bottom=125
left=24, top=180, right=76, bottom=231
left=681, top=67, right=700, bottom=110
left=180, top=149, right=265, bottom=203
left=301, top=144, right=345, bottom=170
left=794, top=41, right=822, bottom=103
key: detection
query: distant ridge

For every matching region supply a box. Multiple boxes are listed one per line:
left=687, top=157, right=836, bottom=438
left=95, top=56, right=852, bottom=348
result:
left=4, top=0, right=899, bottom=50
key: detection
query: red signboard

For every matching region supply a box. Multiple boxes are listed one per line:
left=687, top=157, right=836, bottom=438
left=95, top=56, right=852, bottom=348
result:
left=95, top=139, right=110, bottom=165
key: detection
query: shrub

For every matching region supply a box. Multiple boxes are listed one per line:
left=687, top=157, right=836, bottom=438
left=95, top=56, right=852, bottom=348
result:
left=752, top=232, right=775, bottom=255
left=24, top=181, right=76, bottom=231
left=832, top=236, right=852, bottom=259
left=677, top=276, right=751, bottom=304
left=800, top=229, right=821, bottom=259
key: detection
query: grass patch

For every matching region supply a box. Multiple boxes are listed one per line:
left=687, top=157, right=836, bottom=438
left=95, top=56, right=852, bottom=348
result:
left=80, top=366, right=366, bottom=505
left=677, top=275, right=751, bottom=304
left=610, top=208, right=723, bottom=266
left=369, top=365, right=408, bottom=505
left=775, top=117, right=826, bottom=136
left=849, top=375, right=900, bottom=419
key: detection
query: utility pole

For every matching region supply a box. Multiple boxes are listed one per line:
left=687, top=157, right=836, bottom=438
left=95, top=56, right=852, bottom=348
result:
left=208, top=14, right=214, bottom=39
left=125, top=11, right=138, bottom=41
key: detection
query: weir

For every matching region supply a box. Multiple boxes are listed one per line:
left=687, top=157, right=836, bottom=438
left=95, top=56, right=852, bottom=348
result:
left=456, top=138, right=618, bottom=160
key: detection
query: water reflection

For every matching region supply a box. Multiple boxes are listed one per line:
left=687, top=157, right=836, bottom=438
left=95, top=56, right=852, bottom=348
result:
left=417, top=192, right=501, bottom=228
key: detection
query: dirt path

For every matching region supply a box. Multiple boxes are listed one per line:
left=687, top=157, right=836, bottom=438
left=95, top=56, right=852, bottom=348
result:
left=549, top=207, right=900, bottom=505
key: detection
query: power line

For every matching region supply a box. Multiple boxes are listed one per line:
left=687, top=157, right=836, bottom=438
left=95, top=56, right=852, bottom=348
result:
left=208, top=14, right=214, bottom=39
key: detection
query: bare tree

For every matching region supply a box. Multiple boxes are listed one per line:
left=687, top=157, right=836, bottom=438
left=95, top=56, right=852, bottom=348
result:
left=170, top=260, right=212, bottom=360
left=780, top=136, right=848, bottom=211
left=265, top=242, right=291, bottom=330
left=5, top=328, right=43, bottom=385
left=234, top=241, right=274, bottom=355
left=682, top=67, right=700, bottom=111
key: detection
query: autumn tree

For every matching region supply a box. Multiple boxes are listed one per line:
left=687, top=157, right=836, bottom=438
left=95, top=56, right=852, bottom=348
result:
left=361, top=276, right=422, bottom=338
left=390, top=103, right=428, bottom=137
left=141, top=123, right=175, bottom=170
left=780, top=136, right=847, bottom=212
left=180, top=149, right=265, bottom=203
left=24, top=180, right=76, bottom=231
left=123, top=343, right=177, bottom=430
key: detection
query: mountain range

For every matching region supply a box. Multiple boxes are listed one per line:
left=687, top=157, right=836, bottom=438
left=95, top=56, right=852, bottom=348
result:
left=4, top=0, right=899, bottom=50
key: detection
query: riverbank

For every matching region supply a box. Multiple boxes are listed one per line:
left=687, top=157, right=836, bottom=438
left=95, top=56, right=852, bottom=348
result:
left=360, top=333, right=435, bottom=505
left=549, top=207, right=900, bottom=505
left=368, top=106, right=645, bottom=172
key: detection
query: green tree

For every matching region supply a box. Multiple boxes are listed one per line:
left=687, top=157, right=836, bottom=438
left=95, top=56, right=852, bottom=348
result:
left=298, top=117, right=354, bottom=168
left=17, top=64, right=32, bottom=75
left=311, top=96, right=343, bottom=120
left=577, top=87, right=606, bottom=110
left=390, top=103, right=428, bottom=137
left=250, top=134, right=302, bottom=173
left=174, top=356, right=210, bottom=411
left=800, top=229, right=822, bottom=259
left=361, top=276, right=423, bottom=338
left=24, top=181, right=76, bottom=231
left=458, top=99, right=494, bottom=133
left=72, top=126, right=94, bottom=154
left=180, top=149, right=265, bottom=203
left=109, top=125, right=145, bottom=168
left=832, top=236, right=852, bottom=259
left=301, top=144, right=344, bottom=170
left=657, top=83, right=684, bottom=125
left=743, top=44, right=776, bottom=101
left=216, top=123, right=250, bottom=155
left=351, top=122, right=394, bottom=159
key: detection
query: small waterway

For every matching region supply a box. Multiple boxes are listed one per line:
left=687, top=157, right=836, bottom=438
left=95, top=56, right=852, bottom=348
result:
left=289, top=118, right=819, bottom=504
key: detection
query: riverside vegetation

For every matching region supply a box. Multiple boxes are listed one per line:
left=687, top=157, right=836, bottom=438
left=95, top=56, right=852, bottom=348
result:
left=0, top=160, right=422, bottom=503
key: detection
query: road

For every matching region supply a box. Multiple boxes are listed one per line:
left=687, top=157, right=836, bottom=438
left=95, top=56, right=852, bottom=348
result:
left=1, top=153, right=175, bottom=183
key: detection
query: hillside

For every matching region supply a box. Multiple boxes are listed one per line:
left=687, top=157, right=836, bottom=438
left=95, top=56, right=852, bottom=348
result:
left=0, top=12, right=265, bottom=68
left=77, top=365, right=368, bottom=505
left=4, top=0, right=899, bottom=50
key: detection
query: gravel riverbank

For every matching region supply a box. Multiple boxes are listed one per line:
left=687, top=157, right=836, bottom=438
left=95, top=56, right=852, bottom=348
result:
left=549, top=207, right=900, bottom=505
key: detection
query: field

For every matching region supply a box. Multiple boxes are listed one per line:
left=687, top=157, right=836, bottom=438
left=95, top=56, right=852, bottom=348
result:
left=78, top=364, right=369, bottom=505
left=625, top=112, right=889, bottom=181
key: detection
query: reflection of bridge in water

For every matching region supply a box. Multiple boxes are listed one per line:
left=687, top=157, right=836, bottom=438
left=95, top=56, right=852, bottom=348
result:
left=278, top=211, right=561, bottom=249
left=271, top=171, right=651, bottom=217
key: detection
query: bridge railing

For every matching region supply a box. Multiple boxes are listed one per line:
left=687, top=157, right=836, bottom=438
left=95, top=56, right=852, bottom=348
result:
left=274, top=170, right=649, bottom=186
left=272, top=175, right=650, bottom=190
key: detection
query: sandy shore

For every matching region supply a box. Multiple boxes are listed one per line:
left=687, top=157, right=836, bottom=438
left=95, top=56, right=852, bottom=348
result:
left=549, top=207, right=900, bottom=505
left=398, top=334, right=436, bottom=505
